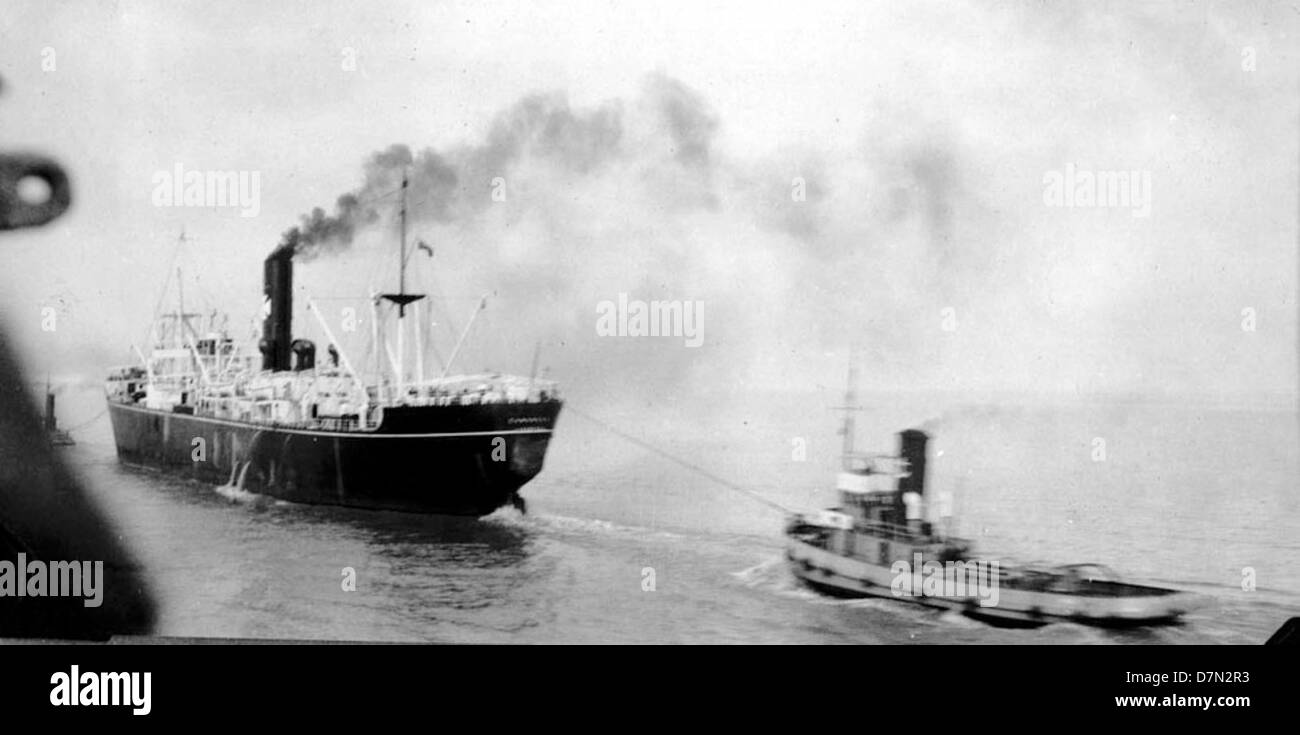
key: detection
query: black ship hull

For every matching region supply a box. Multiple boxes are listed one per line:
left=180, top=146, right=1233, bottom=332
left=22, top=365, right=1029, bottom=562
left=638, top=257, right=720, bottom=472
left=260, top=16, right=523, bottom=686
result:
left=107, top=400, right=562, bottom=516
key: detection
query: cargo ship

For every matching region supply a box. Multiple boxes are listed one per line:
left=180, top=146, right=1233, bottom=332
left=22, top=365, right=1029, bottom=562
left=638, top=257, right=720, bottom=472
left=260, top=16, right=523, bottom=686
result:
left=784, top=365, right=1205, bottom=627
left=106, top=178, right=562, bottom=515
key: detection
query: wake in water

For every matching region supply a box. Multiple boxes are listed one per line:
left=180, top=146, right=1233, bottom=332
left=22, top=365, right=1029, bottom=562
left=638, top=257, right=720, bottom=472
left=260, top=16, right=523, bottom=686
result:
left=214, top=483, right=271, bottom=505
left=483, top=506, right=685, bottom=542
left=732, top=556, right=901, bottom=613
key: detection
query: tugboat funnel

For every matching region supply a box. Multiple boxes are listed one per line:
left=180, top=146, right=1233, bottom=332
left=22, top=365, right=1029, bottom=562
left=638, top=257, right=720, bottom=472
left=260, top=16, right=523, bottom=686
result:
left=896, top=429, right=929, bottom=497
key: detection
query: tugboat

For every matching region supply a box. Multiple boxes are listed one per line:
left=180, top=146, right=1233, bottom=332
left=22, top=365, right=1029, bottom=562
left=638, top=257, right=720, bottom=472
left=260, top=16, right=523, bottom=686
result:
left=105, top=177, right=562, bottom=515
left=784, top=366, right=1205, bottom=627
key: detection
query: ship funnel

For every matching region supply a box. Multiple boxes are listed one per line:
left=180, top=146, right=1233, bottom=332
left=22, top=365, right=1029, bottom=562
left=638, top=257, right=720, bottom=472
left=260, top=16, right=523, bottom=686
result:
left=896, top=429, right=929, bottom=496
left=260, top=246, right=294, bottom=372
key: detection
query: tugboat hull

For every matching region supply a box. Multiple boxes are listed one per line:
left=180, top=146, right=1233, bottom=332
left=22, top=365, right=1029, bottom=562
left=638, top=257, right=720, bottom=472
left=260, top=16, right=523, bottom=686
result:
left=108, top=400, right=562, bottom=516
left=786, top=537, right=1205, bottom=628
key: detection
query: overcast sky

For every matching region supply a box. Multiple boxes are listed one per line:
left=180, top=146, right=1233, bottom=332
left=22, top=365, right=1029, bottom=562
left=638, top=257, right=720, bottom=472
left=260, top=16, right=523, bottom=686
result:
left=0, top=0, right=1295, bottom=408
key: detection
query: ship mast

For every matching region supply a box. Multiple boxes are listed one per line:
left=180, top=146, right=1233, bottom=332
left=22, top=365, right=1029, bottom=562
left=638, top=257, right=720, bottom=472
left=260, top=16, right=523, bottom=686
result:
left=841, top=361, right=856, bottom=460
left=399, top=171, right=408, bottom=313
left=832, top=349, right=864, bottom=471
left=176, top=266, right=185, bottom=348
left=380, top=170, right=425, bottom=398
left=169, top=229, right=203, bottom=348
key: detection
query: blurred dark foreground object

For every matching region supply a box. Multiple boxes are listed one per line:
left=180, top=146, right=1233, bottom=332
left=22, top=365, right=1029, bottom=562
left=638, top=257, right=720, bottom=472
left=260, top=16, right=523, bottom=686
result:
left=1, top=75, right=154, bottom=638
left=1264, top=617, right=1300, bottom=645
left=0, top=152, right=71, bottom=230
left=0, top=329, right=155, bottom=638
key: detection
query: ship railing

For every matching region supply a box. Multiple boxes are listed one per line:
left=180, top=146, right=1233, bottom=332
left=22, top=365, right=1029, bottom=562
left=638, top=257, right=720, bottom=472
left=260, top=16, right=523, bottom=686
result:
left=848, top=518, right=946, bottom=542
left=382, top=379, right=562, bottom=407
left=210, top=413, right=376, bottom=433
left=106, top=366, right=148, bottom=381
left=403, top=373, right=559, bottom=398
left=842, top=452, right=910, bottom=475
left=789, top=513, right=908, bottom=539
left=312, top=416, right=361, bottom=432
left=394, top=392, right=558, bottom=407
